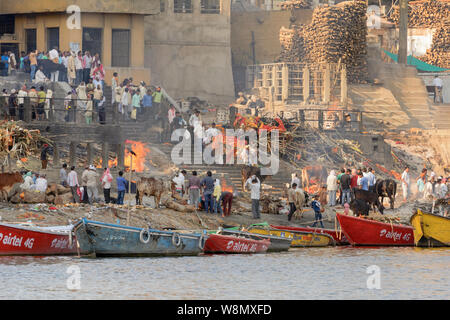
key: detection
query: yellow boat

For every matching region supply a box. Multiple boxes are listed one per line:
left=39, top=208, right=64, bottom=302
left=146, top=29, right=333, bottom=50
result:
left=410, top=209, right=450, bottom=247
left=247, top=227, right=335, bottom=247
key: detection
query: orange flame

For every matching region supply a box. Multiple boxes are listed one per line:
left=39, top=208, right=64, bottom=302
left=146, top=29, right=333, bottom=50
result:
left=124, top=140, right=150, bottom=173
left=221, top=178, right=234, bottom=193
left=96, top=140, right=150, bottom=172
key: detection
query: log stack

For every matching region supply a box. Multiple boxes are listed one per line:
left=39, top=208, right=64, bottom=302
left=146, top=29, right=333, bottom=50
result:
left=280, top=0, right=312, bottom=10
left=278, top=1, right=369, bottom=83
left=421, top=23, right=450, bottom=69
left=278, top=26, right=306, bottom=62
left=388, top=0, right=450, bottom=28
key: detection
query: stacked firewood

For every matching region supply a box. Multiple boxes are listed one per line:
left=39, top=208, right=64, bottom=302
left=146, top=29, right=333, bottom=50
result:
left=278, top=1, right=369, bottom=83
left=280, top=0, right=312, bottom=10
left=388, top=0, right=450, bottom=28
left=420, top=23, right=450, bottom=69
left=278, top=26, right=306, bottom=62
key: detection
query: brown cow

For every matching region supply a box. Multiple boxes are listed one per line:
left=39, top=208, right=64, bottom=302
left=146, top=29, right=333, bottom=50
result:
left=0, top=172, right=23, bottom=202
left=135, top=177, right=172, bottom=208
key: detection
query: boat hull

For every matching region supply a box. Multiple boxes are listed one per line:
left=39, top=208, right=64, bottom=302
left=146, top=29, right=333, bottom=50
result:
left=336, top=214, right=414, bottom=246
left=410, top=209, right=450, bottom=247
left=204, top=233, right=270, bottom=254
left=220, top=229, right=291, bottom=252
left=247, top=227, right=334, bottom=247
left=270, top=225, right=349, bottom=245
left=0, top=223, right=77, bottom=256
left=73, top=219, right=205, bottom=257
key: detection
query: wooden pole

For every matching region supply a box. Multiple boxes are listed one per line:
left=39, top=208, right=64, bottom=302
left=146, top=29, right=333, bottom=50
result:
left=398, top=0, right=408, bottom=65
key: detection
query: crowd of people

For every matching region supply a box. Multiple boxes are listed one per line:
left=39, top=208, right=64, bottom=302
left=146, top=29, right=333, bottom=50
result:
left=172, top=170, right=235, bottom=218
left=288, top=165, right=450, bottom=226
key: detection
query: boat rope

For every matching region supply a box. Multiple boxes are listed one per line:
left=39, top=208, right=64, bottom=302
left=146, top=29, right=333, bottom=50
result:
left=198, top=232, right=205, bottom=250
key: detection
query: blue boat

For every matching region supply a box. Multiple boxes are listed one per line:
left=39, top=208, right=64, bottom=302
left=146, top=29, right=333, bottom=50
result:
left=72, top=218, right=207, bottom=257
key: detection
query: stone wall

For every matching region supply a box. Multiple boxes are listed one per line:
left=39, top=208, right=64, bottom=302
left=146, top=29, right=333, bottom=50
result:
left=144, top=0, right=235, bottom=104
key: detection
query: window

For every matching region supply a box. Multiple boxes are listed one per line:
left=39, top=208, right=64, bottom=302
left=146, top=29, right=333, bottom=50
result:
left=174, top=0, right=192, bottom=13
left=83, top=28, right=103, bottom=59
left=47, top=27, right=60, bottom=51
left=201, top=0, right=220, bottom=14
left=160, top=0, right=165, bottom=12
left=26, top=29, right=37, bottom=53
left=0, top=15, right=15, bottom=36
left=112, top=29, right=130, bottom=67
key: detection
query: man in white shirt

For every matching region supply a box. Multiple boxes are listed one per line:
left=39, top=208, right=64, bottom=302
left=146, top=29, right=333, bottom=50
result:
left=67, top=166, right=79, bottom=203
left=401, top=167, right=410, bottom=202
left=203, top=122, right=221, bottom=145
left=291, top=173, right=301, bottom=188
left=432, top=75, right=443, bottom=103
left=172, top=170, right=186, bottom=197
left=17, top=86, right=28, bottom=121
left=245, top=175, right=261, bottom=219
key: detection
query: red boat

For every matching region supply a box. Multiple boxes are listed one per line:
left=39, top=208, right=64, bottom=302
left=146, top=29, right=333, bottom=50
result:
left=336, top=214, right=414, bottom=246
left=0, top=223, right=77, bottom=256
left=204, top=233, right=270, bottom=254
left=270, top=224, right=349, bottom=245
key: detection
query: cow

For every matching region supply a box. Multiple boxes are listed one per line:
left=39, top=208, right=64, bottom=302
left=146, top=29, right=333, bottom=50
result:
left=135, top=177, right=172, bottom=208
left=0, top=172, right=23, bottom=202
left=241, top=165, right=267, bottom=190
left=353, top=189, right=384, bottom=214
left=375, top=179, right=397, bottom=209
left=349, top=199, right=370, bottom=216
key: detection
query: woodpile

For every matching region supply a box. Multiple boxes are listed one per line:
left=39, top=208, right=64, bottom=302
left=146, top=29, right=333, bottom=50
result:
left=278, top=26, right=306, bottom=62
left=280, top=0, right=312, bottom=10
left=420, top=23, right=450, bottom=69
left=9, top=183, right=74, bottom=205
left=388, top=0, right=450, bottom=28
left=278, top=1, right=369, bottom=83
left=0, top=121, right=53, bottom=166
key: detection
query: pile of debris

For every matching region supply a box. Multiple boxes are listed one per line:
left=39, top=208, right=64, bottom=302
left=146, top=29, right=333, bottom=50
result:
left=0, top=121, right=53, bottom=167
left=8, top=183, right=74, bottom=205
left=388, top=0, right=450, bottom=28
left=277, top=1, right=369, bottom=83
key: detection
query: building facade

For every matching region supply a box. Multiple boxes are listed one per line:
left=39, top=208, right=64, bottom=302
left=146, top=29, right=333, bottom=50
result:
left=0, top=0, right=159, bottom=85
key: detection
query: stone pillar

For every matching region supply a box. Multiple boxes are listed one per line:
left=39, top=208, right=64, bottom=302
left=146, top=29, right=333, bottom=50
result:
left=69, top=142, right=77, bottom=167
left=52, top=143, right=60, bottom=168
left=117, top=144, right=125, bottom=169
left=303, top=66, right=310, bottom=104
left=24, top=97, right=32, bottom=123
left=86, top=143, right=93, bottom=166
left=318, top=110, right=324, bottom=131
left=323, top=64, right=331, bottom=104
left=340, top=66, right=348, bottom=106
left=102, top=142, right=109, bottom=170
left=281, top=63, right=289, bottom=103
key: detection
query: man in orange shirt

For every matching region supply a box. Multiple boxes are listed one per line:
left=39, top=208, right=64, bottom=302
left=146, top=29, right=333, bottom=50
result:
left=29, top=50, right=38, bottom=81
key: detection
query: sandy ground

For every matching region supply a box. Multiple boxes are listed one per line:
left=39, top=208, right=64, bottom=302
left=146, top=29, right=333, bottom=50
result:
left=0, top=191, right=434, bottom=232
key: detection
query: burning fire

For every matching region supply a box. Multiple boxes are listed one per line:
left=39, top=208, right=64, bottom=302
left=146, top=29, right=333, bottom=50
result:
left=220, top=178, right=234, bottom=193
left=96, top=140, right=150, bottom=172
left=124, top=140, right=150, bottom=172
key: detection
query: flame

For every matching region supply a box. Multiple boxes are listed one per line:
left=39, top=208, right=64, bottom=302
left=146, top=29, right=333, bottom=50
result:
left=124, top=140, right=150, bottom=173
left=221, top=178, right=234, bottom=193
left=20, top=158, right=28, bottom=162
left=96, top=140, right=150, bottom=172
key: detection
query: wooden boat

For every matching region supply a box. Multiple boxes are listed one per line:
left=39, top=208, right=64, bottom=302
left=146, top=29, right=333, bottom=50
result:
left=410, top=209, right=450, bottom=247
left=72, top=218, right=207, bottom=257
left=203, top=233, right=270, bottom=254
left=270, top=224, right=349, bottom=245
left=336, top=213, right=414, bottom=246
left=247, top=226, right=335, bottom=247
left=0, top=222, right=77, bottom=256
left=219, top=229, right=291, bottom=252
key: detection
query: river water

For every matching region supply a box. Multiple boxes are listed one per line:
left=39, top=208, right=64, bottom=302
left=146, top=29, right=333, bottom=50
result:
left=0, top=247, right=448, bottom=300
